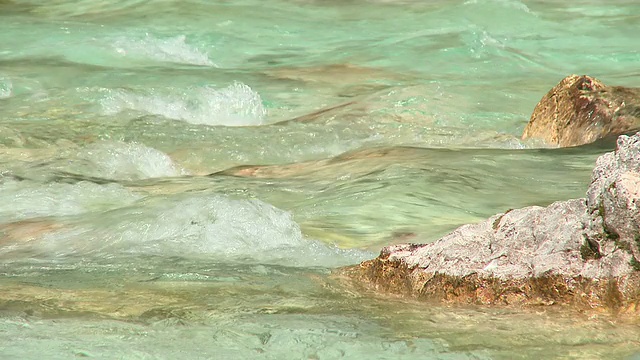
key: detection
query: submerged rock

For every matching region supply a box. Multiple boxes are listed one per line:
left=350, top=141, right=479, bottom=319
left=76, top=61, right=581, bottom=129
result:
left=522, top=75, right=640, bottom=147
left=344, top=132, right=640, bottom=312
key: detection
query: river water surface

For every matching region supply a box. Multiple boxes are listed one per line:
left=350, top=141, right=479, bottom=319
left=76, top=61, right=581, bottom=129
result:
left=1, top=1, right=640, bottom=359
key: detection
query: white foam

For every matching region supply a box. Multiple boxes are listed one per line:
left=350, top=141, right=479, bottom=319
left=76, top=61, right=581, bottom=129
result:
left=101, top=82, right=267, bottom=126
left=76, top=141, right=188, bottom=180
left=112, top=34, right=215, bottom=66
left=32, top=195, right=371, bottom=268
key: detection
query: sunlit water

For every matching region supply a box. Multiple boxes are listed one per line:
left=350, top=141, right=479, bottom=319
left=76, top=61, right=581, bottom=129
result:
left=1, top=0, right=640, bottom=358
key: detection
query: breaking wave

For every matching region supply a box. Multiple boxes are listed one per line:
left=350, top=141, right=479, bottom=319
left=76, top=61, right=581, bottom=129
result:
left=101, top=82, right=267, bottom=126
left=112, top=34, right=216, bottom=66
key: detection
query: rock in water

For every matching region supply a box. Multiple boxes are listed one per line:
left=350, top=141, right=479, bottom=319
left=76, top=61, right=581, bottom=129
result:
left=344, top=132, right=640, bottom=312
left=522, top=75, right=640, bottom=147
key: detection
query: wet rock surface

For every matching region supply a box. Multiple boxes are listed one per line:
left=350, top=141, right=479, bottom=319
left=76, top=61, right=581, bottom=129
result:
left=522, top=75, right=640, bottom=147
left=344, top=133, right=640, bottom=312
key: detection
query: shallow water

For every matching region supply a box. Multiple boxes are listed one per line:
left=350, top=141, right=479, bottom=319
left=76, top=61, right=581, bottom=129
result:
left=1, top=0, right=640, bottom=358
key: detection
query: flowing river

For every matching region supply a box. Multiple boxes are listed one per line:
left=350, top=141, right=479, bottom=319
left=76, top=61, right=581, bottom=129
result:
left=1, top=1, right=639, bottom=358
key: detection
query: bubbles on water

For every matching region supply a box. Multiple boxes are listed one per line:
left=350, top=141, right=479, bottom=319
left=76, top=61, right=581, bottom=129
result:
left=101, top=82, right=267, bottom=126
left=466, top=29, right=506, bottom=59
left=76, top=141, right=188, bottom=180
left=0, top=76, right=12, bottom=99
left=112, top=34, right=216, bottom=66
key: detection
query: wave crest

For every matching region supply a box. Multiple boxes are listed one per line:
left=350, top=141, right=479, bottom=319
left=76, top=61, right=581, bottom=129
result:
left=101, top=82, right=267, bottom=126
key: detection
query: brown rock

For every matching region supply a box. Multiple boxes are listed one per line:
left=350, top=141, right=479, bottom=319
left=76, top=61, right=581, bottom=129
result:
left=343, top=258, right=640, bottom=310
left=522, top=75, right=640, bottom=147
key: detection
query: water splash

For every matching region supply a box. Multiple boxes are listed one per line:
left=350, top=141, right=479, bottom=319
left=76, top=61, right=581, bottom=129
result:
left=75, top=141, right=188, bottom=180
left=101, top=82, right=267, bottom=126
left=12, top=194, right=371, bottom=268
left=112, top=34, right=215, bottom=66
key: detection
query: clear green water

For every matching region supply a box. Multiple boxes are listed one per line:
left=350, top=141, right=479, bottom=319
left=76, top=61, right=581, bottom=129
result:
left=1, top=0, right=639, bottom=358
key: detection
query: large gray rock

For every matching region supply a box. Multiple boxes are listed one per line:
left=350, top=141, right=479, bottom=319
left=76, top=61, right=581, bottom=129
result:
left=397, top=199, right=588, bottom=279
left=344, top=133, right=640, bottom=311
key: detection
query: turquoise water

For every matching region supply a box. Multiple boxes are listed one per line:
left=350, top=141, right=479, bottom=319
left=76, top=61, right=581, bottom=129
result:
left=0, top=0, right=639, bottom=358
